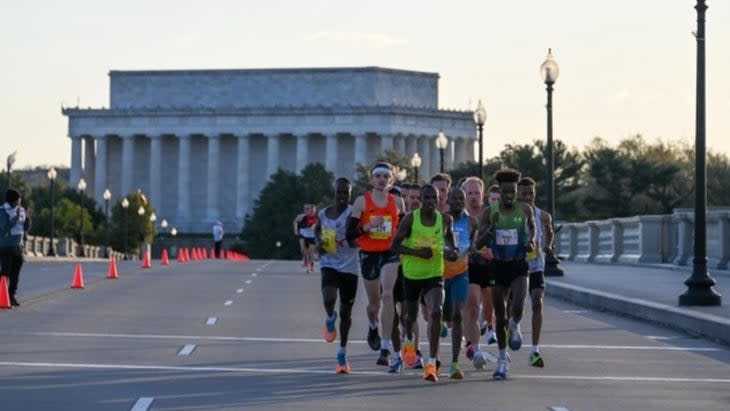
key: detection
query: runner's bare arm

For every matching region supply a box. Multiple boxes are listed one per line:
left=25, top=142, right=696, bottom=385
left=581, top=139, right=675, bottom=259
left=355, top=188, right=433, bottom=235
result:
left=442, top=213, right=459, bottom=262
left=542, top=210, right=554, bottom=252
left=474, top=211, right=493, bottom=250
left=292, top=214, right=303, bottom=236
left=524, top=203, right=536, bottom=251
left=467, top=215, right=479, bottom=254
left=346, top=196, right=366, bottom=244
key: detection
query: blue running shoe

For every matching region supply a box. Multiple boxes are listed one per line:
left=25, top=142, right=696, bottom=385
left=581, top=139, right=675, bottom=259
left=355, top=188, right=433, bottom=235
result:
left=388, top=357, right=403, bottom=373
left=335, top=351, right=350, bottom=374
left=323, top=312, right=337, bottom=343
left=413, top=350, right=424, bottom=369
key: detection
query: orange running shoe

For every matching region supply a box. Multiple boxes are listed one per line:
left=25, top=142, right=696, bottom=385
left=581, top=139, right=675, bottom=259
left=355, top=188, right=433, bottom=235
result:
left=322, top=312, right=337, bottom=343
left=423, top=363, right=438, bottom=382
left=336, top=352, right=351, bottom=374
left=402, top=339, right=417, bottom=367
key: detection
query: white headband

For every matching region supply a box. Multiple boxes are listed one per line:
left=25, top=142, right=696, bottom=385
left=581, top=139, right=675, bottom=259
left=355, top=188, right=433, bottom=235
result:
left=371, top=167, right=392, bottom=176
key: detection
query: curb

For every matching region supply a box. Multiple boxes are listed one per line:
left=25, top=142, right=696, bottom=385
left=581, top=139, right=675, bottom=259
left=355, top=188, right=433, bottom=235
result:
left=545, top=280, right=730, bottom=346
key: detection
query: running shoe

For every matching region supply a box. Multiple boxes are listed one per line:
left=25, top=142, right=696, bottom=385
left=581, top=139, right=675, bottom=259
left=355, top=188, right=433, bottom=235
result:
left=465, top=342, right=474, bottom=360
left=486, top=328, right=497, bottom=345
left=322, top=312, right=337, bottom=343
left=448, top=362, right=464, bottom=380
left=413, top=350, right=424, bottom=369
left=529, top=352, right=545, bottom=368
left=479, top=320, right=487, bottom=336
left=367, top=327, right=381, bottom=351
left=335, top=351, right=351, bottom=374
left=493, top=357, right=509, bottom=380
left=376, top=349, right=391, bottom=366
left=423, top=363, right=438, bottom=382
left=402, top=339, right=417, bottom=367
left=388, top=357, right=403, bottom=373
left=472, top=350, right=487, bottom=370
left=508, top=323, right=523, bottom=351
left=440, top=322, right=448, bottom=338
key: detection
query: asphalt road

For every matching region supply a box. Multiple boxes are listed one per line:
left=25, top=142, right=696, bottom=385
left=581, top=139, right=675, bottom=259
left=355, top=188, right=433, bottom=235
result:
left=1, top=260, right=729, bottom=411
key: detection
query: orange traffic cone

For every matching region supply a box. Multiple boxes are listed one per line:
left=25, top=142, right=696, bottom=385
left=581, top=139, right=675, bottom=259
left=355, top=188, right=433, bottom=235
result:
left=209, top=248, right=215, bottom=259
left=107, top=258, right=119, bottom=279
left=142, top=251, right=152, bottom=269
left=183, top=248, right=189, bottom=262
left=72, top=263, right=85, bottom=289
left=0, top=276, right=11, bottom=309
left=161, top=249, right=170, bottom=265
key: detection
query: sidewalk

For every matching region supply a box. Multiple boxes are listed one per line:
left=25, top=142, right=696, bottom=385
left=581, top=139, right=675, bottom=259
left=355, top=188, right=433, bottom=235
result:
left=546, top=261, right=730, bottom=345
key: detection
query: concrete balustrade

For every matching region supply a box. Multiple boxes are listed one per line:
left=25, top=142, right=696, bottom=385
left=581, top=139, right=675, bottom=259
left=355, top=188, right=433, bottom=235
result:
left=556, top=208, right=730, bottom=270
left=21, top=235, right=125, bottom=260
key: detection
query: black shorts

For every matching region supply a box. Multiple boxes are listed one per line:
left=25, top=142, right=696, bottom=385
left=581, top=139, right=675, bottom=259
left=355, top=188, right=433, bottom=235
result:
left=491, top=260, right=529, bottom=288
left=468, top=255, right=492, bottom=289
left=403, top=276, right=444, bottom=303
left=360, top=250, right=400, bottom=281
left=529, top=271, right=546, bottom=293
left=300, top=236, right=315, bottom=247
left=321, top=267, right=359, bottom=306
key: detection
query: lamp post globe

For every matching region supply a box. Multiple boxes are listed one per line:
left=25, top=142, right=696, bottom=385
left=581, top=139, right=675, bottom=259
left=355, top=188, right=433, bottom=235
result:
left=435, top=131, right=448, bottom=173
left=76, top=178, right=87, bottom=257
left=122, top=198, right=129, bottom=259
left=47, top=167, right=58, bottom=256
left=473, top=101, right=487, bottom=181
left=103, top=188, right=112, bottom=257
left=410, top=153, right=422, bottom=184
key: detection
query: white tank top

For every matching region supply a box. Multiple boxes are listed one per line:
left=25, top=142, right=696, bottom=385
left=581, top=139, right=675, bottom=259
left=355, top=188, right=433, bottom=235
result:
left=528, top=207, right=545, bottom=273
left=318, top=205, right=360, bottom=275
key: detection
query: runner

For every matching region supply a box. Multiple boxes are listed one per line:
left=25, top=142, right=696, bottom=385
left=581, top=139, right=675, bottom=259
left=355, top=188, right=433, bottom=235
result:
left=442, top=186, right=478, bottom=379
left=392, top=184, right=459, bottom=382
left=517, top=177, right=554, bottom=368
left=474, top=168, right=536, bottom=380
left=346, top=162, right=406, bottom=369
left=315, top=178, right=361, bottom=374
left=293, top=204, right=318, bottom=273
left=401, top=182, right=426, bottom=369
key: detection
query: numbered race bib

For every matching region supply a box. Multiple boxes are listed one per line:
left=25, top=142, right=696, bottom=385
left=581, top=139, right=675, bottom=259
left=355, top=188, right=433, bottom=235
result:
left=321, top=228, right=337, bottom=254
left=453, top=227, right=470, bottom=253
left=495, top=229, right=519, bottom=246
left=414, top=236, right=437, bottom=254
left=300, top=227, right=315, bottom=238
left=369, top=216, right=393, bottom=240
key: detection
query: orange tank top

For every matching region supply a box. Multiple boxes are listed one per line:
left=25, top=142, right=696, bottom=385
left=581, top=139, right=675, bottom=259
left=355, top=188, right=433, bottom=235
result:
left=358, top=192, right=400, bottom=252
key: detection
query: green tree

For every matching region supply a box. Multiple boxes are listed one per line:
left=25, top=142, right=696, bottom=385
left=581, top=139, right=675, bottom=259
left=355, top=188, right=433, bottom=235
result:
left=108, top=191, right=156, bottom=255
left=708, top=151, right=730, bottom=206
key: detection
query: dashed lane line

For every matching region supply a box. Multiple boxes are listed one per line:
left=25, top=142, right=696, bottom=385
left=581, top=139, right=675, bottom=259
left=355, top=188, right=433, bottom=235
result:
left=224, top=300, right=233, bottom=306
left=130, top=397, right=154, bottom=411
left=236, top=288, right=244, bottom=294
left=177, top=344, right=197, bottom=356
left=205, top=317, right=217, bottom=325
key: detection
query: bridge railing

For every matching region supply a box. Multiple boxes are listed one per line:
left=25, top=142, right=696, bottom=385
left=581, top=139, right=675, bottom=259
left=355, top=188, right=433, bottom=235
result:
left=556, top=208, right=730, bottom=270
left=23, top=235, right=126, bottom=260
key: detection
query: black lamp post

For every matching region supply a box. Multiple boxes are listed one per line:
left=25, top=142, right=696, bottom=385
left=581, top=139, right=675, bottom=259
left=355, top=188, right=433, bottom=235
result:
left=5, top=152, right=15, bottom=193
left=410, top=153, right=422, bottom=184
left=121, top=198, right=129, bottom=259
left=540, top=48, right=564, bottom=277
left=435, top=131, right=448, bottom=173
left=473, top=101, right=486, bottom=181
left=47, top=167, right=57, bottom=256
left=679, top=0, right=721, bottom=306
left=138, top=205, right=145, bottom=259
left=103, top=188, right=111, bottom=257
left=77, top=178, right=87, bottom=257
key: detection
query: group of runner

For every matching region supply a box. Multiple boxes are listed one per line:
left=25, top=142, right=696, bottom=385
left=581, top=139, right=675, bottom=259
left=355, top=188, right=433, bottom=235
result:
left=302, top=161, right=554, bottom=381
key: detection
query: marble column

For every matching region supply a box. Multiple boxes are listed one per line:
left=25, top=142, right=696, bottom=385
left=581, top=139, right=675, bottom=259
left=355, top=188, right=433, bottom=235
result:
left=354, top=134, right=367, bottom=175
left=177, top=135, right=192, bottom=225
left=446, top=139, right=455, bottom=171
left=94, top=136, right=108, bottom=204
left=296, top=134, right=309, bottom=172
left=431, top=135, right=440, bottom=175
left=381, top=133, right=393, bottom=153
left=236, top=134, right=250, bottom=220
left=70, top=135, right=82, bottom=188
left=149, top=135, right=163, bottom=208
left=121, top=135, right=135, bottom=196
left=421, top=136, right=432, bottom=180
left=207, top=135, right=220, bottom=220
left=395, top=134, right=406, bottom=156
left=326, top=134, right=338, bottom=173
left=83, top=136, right=96, bottom=195
left=467, top=138, right=477, bottom=162
left=267, top=134, right=280, bottom=178
left=405, top=135, right=417, bottom=158
left=454, top=138, right=466, bottom=165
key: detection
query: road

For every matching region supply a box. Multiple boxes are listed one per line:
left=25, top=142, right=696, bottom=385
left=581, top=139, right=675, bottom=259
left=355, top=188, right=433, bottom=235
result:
left=0, top=260, right=729, bottom=410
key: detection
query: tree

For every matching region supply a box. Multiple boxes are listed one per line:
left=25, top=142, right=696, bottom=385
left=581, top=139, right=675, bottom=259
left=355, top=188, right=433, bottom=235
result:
left=108, top=191, right=156, bottom=255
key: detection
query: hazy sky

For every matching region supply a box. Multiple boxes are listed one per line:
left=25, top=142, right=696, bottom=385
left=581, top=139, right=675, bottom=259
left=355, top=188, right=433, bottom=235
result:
left=2, top=0, right=728, bottom=169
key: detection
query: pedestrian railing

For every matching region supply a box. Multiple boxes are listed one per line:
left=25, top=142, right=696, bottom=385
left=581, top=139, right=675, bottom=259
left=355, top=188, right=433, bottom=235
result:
left=23, top=235, right=126, bottom=260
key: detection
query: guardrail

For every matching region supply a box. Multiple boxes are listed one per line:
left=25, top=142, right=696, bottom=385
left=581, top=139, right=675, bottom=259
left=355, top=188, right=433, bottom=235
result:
left=23, top=235, right=127, bottom=260
left=556, top=208, right=730, bottom=270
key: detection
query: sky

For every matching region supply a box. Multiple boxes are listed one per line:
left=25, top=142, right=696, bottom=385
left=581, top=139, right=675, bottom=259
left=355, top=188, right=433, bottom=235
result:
left=1, top=0, right=729, bottom=169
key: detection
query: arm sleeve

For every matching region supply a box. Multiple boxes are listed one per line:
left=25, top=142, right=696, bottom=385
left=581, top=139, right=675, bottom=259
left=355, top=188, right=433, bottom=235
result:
left=346, top=217, right=362, bottom=244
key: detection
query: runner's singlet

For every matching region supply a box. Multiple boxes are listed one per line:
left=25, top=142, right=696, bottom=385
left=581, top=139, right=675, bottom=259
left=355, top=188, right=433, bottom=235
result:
left=298, top=214, right=318, bottom=239
left=402, top=209, right=444, bottom=280
left=444, top=211, right=470, bottom=279
left=318, top=205, right=360, bottom=275
left=358, top=192, right=400, bottom=252
left=490, top=202, right=529, bottom=262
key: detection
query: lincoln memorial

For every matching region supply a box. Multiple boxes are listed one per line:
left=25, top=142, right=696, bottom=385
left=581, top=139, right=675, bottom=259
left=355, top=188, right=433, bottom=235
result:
left=62, top=67, right=476, bottom=232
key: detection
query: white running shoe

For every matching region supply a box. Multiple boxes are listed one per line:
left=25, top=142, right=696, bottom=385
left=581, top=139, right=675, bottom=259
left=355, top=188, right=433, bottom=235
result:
left=472, top=351, right=487, bottom=370
left=508, top=323, right=523, bottom=351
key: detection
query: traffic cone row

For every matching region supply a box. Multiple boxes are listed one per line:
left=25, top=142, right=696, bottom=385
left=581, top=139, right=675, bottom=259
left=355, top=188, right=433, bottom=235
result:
left=0, top=276, right=11, bottom=309
left=107, top=258, right=119, bottom=279
left=72, top=263, right=85, bottom=289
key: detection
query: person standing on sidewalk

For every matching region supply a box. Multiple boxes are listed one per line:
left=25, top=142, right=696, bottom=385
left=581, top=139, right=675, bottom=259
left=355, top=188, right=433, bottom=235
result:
left=517, top=177, right=553, bottom=368
left=0, top=189, right=32, bottom=307
left=213, top=221, right=224, bottom=258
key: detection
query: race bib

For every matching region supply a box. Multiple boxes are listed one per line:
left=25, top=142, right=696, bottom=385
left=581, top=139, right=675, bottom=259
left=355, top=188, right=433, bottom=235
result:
left=299, top=227, right=315, bottom=238
left=495, top=229, right=518, bottom=246
left=369, top=216, right=392, bottom=240
left=321, top=228, right=337, bottom=254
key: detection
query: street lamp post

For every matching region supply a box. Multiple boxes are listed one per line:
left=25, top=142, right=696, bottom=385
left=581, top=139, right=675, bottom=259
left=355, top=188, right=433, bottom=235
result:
left=77, top=178, right=87, bottom=257
left=170, top=227, right=178, bottom=257
left=103, top=188, right=111, bottom=257
left=121, top=198, right=129, bottom=259
left=435, top=131, right=448, bottom=173
left=6, top=152, right=16, bottom=193
left=410, top=153, right=422, bottom=184
left=138, top=205, right=145, bottom=259
left=473, top=101, right=487, bottom=181
left=47, top=167, right=57, bottom=256
left=541, top=48, right=564, bottom=277
left=679, top=0, right=721, bottom=306
left=161, top=219, right=168, bottom=238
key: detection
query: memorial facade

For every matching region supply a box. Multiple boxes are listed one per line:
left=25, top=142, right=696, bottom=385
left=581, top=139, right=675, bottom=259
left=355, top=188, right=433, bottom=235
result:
left=63, top=67, right=476, bottom=232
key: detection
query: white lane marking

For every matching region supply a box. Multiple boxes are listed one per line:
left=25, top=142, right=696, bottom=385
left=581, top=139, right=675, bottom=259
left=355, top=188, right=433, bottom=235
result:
left=256, top=268, right=262, bottom=272
left=177, top=344, right=197, bottom=356
left=130, top=397, right=154, bottom=411
left=2, top=361, right=730, bottom=383
left=21, top=332, right=724, bottom=351
left=647, top=336, right=686, bottom=341
left=563, top=310, right=589, bottom=314
left=236, top=288, right=244, bottom=294
left=205, top=317, right=217, bottom=325
left=549, top=407, right=571, bottom=411
left=245, top=280, right=252, bottom=284
left=252, top=273, right=258, bottom=277
left=224, top=300, right=233, bottom=306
